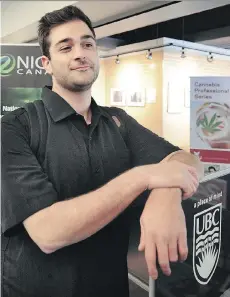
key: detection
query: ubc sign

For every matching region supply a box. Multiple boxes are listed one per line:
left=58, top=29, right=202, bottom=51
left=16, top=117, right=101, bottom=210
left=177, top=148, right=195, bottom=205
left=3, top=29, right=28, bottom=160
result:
left=193, top=203, right=222, bottom=285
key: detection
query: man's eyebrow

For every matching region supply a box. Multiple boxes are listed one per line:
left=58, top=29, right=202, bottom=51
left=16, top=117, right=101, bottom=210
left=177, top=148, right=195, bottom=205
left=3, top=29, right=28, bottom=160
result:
left=55, top=38, right=72, bottom=47
left=55, top=35, right=96, bottom=47
left=81, top=34, right=96, bottom=42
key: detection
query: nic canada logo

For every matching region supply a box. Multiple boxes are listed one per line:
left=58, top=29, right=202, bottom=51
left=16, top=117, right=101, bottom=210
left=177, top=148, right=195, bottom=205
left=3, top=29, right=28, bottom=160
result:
left=0, top=54, right=47, bottom=76
left=0, top=54, right=16, bottom=76
left=193, top=203, right=222, bottom=285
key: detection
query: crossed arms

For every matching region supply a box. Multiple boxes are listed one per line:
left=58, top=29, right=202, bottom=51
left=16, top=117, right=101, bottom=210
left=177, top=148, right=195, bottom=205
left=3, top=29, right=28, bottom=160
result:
left=2, top=109, right=203, bottom=278
left=23, top=150, right=203, bottom=277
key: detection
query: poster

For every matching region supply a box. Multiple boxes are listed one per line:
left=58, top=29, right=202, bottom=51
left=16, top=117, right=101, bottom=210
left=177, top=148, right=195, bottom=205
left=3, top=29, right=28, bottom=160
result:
left=110, top=88, right=126, bottom=106
left=126, top=89, right=145, bottom=107
left=190, top=77, right=230, bottom=172
left=1, top=44, right=51, bottom=116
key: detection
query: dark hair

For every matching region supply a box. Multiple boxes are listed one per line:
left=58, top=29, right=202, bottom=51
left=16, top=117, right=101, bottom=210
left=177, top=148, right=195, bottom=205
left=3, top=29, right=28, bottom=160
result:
left=38, top=5, right=96, bottom=59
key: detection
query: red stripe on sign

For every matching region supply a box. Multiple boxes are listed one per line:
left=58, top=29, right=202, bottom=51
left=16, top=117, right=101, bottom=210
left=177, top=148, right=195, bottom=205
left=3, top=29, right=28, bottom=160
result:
left=190, top=149, right=230, bottom=164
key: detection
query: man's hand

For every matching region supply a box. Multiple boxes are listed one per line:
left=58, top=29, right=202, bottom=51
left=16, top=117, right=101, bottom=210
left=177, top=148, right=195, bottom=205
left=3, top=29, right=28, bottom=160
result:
left=137, top=160, right=199, bottom=198
left=138, top=188, right=188, bottom=279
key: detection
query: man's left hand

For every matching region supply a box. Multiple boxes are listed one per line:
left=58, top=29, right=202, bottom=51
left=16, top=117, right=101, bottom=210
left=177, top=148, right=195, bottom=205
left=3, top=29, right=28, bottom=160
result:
left=138, top=188, right=188, bottom=279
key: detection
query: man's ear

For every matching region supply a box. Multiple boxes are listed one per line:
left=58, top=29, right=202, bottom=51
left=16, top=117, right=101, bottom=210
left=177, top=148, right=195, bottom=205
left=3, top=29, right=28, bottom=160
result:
left=42, top=55, right=52, bottom=75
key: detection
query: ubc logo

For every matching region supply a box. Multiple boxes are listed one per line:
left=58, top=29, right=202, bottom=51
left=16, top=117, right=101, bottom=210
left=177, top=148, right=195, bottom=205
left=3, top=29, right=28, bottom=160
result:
left=193, top=203, right=222, bottom=285
left=0, top=54, right=16, bottom=76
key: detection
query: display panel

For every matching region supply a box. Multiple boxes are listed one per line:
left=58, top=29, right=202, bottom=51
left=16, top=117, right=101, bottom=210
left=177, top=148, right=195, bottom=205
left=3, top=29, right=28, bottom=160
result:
left=127, top=171, right=230, bottom=297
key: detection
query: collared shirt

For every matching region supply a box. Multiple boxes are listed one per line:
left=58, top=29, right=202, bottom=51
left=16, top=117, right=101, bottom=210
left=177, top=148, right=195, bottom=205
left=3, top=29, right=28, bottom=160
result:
left=1, top=86, right=180, bottom=297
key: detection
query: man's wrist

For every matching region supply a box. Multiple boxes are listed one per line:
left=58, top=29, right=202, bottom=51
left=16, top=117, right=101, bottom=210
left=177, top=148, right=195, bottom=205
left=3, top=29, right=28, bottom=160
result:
left=131, top=166, right=149, bottom=193
left=150, top=188, right=182, bottom=202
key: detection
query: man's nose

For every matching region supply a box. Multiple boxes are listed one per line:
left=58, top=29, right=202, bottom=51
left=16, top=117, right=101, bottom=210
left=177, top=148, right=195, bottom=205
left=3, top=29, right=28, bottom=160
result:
left=72, top=45, right=86, bottom=60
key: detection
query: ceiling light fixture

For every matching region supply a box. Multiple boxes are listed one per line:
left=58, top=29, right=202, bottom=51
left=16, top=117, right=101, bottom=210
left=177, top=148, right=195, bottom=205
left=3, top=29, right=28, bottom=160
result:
left=146, top=49, right=152, bottom=60
left=115, top=55, right=120, bottom=64
left=181, top=47, right=186, bottom=58
left=207, top=52, right=214, bottom=62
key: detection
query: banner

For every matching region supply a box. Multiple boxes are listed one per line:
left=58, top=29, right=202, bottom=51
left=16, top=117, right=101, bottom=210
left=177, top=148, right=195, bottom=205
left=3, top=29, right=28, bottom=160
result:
left=190, top=76, right=230, bottom=175
left=1, top=44, right=51, bottom=116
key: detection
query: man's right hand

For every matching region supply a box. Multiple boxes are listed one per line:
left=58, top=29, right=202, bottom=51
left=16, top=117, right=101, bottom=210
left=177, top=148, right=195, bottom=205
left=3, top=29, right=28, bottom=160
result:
left=137, top=160, right=199, bottom=199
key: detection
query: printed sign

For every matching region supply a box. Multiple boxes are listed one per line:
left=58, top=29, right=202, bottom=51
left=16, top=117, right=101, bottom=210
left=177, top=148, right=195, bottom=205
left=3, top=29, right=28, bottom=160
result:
left=193, top=203, right=222, bottom=285
left=1, top=44, right=51, bottom=116
left=190, top=77, right=230, bottom=168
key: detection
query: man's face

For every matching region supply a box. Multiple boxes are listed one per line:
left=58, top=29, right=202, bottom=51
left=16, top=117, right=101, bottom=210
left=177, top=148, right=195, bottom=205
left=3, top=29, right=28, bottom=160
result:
left=43, top=20, right=100, bottom=92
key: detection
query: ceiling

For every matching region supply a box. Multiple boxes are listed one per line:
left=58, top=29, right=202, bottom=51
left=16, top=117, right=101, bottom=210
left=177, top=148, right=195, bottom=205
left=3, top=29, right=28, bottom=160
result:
left=1, top=0, right=230, bottom=50
left=102, top=4, right=230, bottom=49
left=1, top=1, right=170, bottom=40
left=84, top=1, right=172, bottom=27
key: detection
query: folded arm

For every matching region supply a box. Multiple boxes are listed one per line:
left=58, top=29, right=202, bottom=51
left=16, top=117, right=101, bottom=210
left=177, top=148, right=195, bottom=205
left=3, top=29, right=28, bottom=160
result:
left=140, top=150, right=203, bottom=279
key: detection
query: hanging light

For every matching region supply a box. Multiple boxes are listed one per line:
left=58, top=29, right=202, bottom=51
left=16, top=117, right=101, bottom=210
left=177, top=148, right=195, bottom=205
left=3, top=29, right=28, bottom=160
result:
left=115, top=55, right=120, bottom=64
left=181, top=47, right=186, bottom=58
left=207, top=52, right=214, bottom=62
left=146, top=49, right=152, bottom=60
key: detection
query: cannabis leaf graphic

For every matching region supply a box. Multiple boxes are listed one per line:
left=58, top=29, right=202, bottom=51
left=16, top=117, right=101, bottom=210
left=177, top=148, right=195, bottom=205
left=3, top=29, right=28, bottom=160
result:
left=196, top=113, right=223, bottom=135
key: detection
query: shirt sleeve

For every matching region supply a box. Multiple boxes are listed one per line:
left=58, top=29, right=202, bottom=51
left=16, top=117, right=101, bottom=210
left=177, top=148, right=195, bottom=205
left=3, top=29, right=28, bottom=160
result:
left=114, top=108, right=181, bottom=166
left=1, top=110, right=58, bottom=236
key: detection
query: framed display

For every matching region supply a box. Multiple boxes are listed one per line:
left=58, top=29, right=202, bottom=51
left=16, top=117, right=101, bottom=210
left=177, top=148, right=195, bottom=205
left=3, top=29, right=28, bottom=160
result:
left=110, top=88, right=126, bottom=106
left=126, top=89, right=145, bottom=107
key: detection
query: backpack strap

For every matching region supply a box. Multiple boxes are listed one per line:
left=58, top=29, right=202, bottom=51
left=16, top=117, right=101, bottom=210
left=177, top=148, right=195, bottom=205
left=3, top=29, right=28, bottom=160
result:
left=103, top=107, right=127, bottom=144
left=24, top=100, right=48, bottom=165
left=24, top=101, right=127, bottom=163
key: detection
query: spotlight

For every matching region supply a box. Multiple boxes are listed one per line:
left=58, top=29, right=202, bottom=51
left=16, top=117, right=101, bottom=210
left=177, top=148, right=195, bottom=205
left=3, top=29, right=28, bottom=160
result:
left=207, top=52, right=214, bottom=62
left=115, top=55, right=120, bottom=64
left=181, top=47, right=186, bottom=58
left=146, top=49, right=152, bottom=60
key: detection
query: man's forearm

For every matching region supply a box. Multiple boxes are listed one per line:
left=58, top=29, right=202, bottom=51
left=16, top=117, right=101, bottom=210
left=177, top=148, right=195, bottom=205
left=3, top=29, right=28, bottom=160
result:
left=24, top=167, right=146, bottom=254
left=149, top=150, right=203, bottom=203
left=138, top=151, right=201, bottom=274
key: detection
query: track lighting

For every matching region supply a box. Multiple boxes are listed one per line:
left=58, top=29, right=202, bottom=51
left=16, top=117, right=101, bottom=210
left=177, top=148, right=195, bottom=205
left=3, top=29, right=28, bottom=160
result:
left=109, top=45, right=225, bottom=66
left=146, top=49, right=152, bottom=60
left=115, top=55, right=120, bottom=64
left=181, top=47, right=186, bottom=58
left=207, top=52, right=214, bottom=62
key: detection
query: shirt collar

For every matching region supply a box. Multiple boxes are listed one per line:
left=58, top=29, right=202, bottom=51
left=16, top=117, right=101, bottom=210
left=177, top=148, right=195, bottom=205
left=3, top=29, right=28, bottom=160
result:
left=41, top=86, right=106, bottom=122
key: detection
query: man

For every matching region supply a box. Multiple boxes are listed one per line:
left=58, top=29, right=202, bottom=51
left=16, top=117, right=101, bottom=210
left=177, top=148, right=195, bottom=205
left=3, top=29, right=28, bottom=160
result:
left=1, top=5, right=203, bottom=297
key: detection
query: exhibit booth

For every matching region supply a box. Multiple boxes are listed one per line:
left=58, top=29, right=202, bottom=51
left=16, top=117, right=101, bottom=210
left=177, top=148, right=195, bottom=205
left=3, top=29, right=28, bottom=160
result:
left=1, top=37, right=230, bottom=296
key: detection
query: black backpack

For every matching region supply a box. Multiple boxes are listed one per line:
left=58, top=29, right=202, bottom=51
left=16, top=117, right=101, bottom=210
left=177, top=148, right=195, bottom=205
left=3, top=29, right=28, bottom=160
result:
left=24, top=100, right=127, bottom=164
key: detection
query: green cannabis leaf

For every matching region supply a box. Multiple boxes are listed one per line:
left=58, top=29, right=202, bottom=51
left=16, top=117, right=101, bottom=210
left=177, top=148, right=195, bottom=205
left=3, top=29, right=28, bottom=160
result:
left=198, top=113, right=223, bottom=135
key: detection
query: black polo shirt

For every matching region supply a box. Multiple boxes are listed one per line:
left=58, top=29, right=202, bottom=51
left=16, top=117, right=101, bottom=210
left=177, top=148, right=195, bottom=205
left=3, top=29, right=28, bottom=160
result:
left=1, top=86, right=180, bottom=297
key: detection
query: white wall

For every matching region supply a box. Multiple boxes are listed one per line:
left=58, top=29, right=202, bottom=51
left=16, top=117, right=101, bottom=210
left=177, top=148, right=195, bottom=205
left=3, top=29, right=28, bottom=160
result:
left=91, top=59, right=106, bottom=106
left=162, top=57, right=194, bottom=149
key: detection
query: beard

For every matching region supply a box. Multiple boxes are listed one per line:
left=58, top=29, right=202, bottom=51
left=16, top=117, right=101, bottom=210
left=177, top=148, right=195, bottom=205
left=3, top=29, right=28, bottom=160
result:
left=52, top=61, right=100, bottom=92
